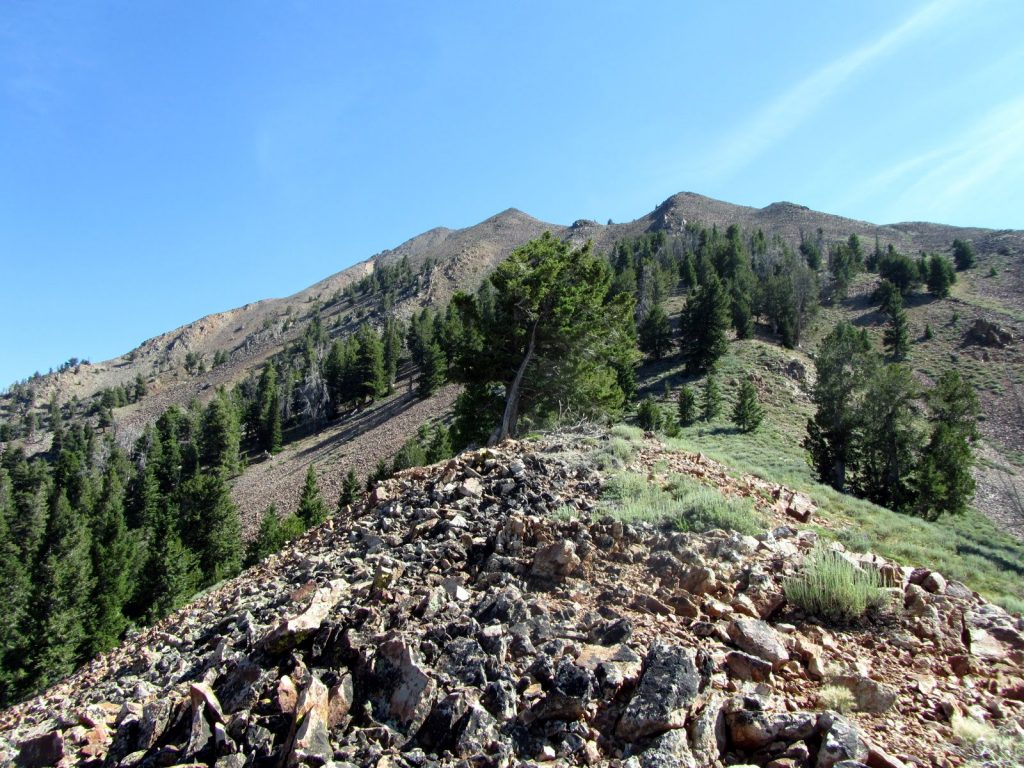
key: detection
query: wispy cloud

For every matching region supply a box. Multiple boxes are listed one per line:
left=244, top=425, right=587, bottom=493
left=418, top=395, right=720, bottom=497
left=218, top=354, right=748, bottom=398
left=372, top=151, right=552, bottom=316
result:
left=703, top=0, right=962, bottom=179
left=863, top=95, right=1024, bottom=223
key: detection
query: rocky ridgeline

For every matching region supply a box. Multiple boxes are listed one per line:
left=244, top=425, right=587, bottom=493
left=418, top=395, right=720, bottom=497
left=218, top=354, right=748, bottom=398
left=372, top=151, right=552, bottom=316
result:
left=2, top=430, right=1023, bottom=768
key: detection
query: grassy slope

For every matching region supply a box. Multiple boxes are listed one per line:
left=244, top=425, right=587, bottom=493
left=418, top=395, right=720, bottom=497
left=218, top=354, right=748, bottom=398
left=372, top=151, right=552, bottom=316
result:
left=631, top=331, right=1024, bottom=612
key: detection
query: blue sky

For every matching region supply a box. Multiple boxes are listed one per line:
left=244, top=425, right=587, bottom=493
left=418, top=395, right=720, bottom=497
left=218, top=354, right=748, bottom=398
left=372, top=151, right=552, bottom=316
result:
left=2, top=0, right=1023, bottom=387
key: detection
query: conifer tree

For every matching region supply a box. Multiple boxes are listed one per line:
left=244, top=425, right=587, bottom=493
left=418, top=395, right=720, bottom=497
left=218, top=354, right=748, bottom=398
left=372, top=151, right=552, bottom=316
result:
left=732, top=379, right=764, bottom=433
left=683, top=272, right=731, bottom=373
left=638, top=303, right=673, bottom=360
left=952, top=238, right=976, bottom=270
left=451, top=233, right=638, bottom=442
left=677, top=385, right=697, bottom=426
left=354, top=326, right=387, bottom=403
left=883, top=292, right=910, bottom=361
left=681, top=251, right=698, bottom=289
left=913, top=370, right=980, bottom=519
left=28, top=491, right=94, bottom=689
left=853, top=364, right=919, bottom=509
left=366, top=459, right=391, bottom=490
left=297, top=464, right=328, bottom=528
left=874, top=279, right=901, bottom=316
left=391, top=437, right=428, bottom=473
left=88, top=466, right=137, bottom=655
left=201, top=388, right=242, bottom=475
left=337, top=469, right=361, bottom=509
left=0, top=470, right=30, bottom=704
left=804, top=322, right=877, bottom=492
left=701, top=374, right=722, bottom=422
left=417, top=341, right=447, bottom=398
left=926, top=254, right=956, bottom=298
left=245, top=505, right=297, bottom=565
left=133, top=373, right=148, bottom=401
left=256, top=363, right=283, bottom=453
left=426, top=424, right=453, bottom=464
left=382, top=317, right=404, bottom=392
left=139, top=502, right=199, bottom=623
left=178, top=473, right=242, bottom=586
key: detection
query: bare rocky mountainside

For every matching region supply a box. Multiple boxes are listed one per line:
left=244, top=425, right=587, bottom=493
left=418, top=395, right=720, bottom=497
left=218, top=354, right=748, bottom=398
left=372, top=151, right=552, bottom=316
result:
left=3, top=430, right=1023, bottom=767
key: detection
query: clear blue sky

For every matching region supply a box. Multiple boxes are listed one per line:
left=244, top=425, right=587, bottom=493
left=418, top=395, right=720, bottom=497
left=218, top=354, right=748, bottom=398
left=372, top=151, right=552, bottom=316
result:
left=2, top=0, right=1023, bottom=387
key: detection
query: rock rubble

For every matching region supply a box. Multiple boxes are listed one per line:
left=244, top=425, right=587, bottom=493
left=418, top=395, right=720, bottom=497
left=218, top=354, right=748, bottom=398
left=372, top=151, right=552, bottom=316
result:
left=2, top=429, right=1023, bottom=768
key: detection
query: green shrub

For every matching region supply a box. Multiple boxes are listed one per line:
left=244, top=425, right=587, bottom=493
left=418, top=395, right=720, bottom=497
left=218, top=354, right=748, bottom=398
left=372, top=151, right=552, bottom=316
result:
left=954, top=714, right=1024, bottom=768
left=607, top=437, right=635, bottom=461
left=836, top=527, right=871, bottom=553
left=997, top=594, right=1024, bottom=615
left=817, top=684, right=855, bottom=714
left=784, top=546, right=885, bottom=621
left=637, top=396, right=663, bottom=431
left=664, top=473, right=764, bottom=535
left=610, top=424, right=644, bottom=441
left=600, top=471, right=677, bottom=523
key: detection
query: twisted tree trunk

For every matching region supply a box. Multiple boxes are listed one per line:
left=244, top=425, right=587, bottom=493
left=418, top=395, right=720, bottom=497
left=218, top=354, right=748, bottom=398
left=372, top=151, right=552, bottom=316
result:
left=492, top=319, right=539, bottom=445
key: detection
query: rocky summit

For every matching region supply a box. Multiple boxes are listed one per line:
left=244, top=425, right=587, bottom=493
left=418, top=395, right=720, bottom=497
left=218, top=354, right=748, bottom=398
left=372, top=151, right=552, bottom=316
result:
left=2, top=429, right=1023, bottom=768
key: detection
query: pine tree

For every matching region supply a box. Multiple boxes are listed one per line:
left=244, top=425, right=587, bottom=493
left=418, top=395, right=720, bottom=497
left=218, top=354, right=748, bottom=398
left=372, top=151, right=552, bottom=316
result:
left=426, top=424, right=453, bottom=464
left=139, top=502, right=199, bottom=623
left=732, top=379, right=764, bottom=433
left=883, top=293, right=910, bottom=361
left=0, top=470, right=30, bottom=704
left=200, top=388, right=242, bottom=475
left=366, top=459, right=391, bottom=491
left=684, top=272, right=731, bottom=373
left=874, top=279, right=901, bottom=316
left=638, top=303, right=673, bottom=360
left=354, top=326, right=387, bottom=403
left=804, top=322, right=876, bottom=492
left=701, top=374, right=722, bottom=422
left=133, top=373, right=148, bottom=401
left=681, top=251, right=698, bottom=289
left=246, top=505, right=285, bottom=565
left=417, top=341, right=447, bottom=398
left=382, top=317, right=404, bottom=393
left=178, top=473, right=242, bottom=587
left=452, top=383, right=504, bottom=449
left=451, top=233, right=638, bottom=442
left=912, top=370, right=980, bottom=519
left=88, top=465, right=137, bottom=655
left=256, top=363, right=283, bottom=453
left=952, top=238, right=976, bottom=270
left=853, top=364, right=919, bottom=509
left=926, top=254, right=956, bottom=298
left=28, top=491, right=95, bottom=690
left=297, top=464, right=327, bottom=528
left=677, top=385, right=697, bottom=426
left=636, top=397, right=664, bottom=431
left=337, top=469, right=361, bottom=510
left=391, top=437, right=428, bottom=473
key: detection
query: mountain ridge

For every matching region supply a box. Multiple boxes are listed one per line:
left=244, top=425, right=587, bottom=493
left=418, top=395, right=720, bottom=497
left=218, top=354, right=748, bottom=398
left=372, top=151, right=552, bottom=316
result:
left=6, top=192, right=1021, bottom=407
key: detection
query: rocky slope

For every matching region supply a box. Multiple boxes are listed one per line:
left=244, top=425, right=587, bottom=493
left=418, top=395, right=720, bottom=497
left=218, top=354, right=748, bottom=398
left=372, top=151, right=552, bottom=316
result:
left=4, top=429, right=1022, bottom=768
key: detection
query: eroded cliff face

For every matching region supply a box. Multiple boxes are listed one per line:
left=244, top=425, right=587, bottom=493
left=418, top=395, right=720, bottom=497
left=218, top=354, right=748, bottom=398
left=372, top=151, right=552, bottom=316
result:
left=4, top=429, right=1022, bottom=767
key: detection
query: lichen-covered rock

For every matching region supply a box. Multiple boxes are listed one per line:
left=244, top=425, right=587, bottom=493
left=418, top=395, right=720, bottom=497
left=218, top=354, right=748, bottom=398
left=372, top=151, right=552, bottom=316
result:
left=616, top=642, right=702, bottom=742
left=623, top=728, right=698, bottom=768
left=725, top=699, right=818, bottom=751
left=817, top=712, right=869, bottom=768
